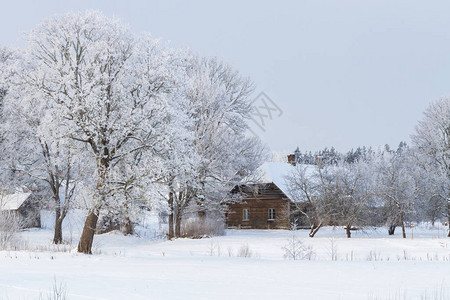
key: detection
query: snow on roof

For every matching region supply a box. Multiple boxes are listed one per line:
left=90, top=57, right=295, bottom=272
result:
left=0, top=192, right=32, bottom=210
left=258, top=162, right=316, bottom=200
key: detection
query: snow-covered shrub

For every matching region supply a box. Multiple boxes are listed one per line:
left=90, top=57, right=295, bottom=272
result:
left=96, top=212, right=122, bottom=234
left=328, top=238, right=338, bottom=261
left=206, top=238, right=221, bottom=256
left=181, top=214, right=225, bottom=238
left=0, top=211, right=23, bottom=250
left=282, top=231, right=315, bottom=260
left=281, top=222, right=315, bottom=260
left=236, top=243, right=254, bottom=258
left=39, top=278, right=67, bottom=300
left=366, top=250, right=382, bottom=261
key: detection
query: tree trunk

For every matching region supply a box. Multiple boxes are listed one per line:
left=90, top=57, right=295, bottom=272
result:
left=77, top=139, right=108, bottom=254
left=53, top=207, right=63, bottom=244
left=309, top=223, right=322, bottom=237
left=77, top=211, right=99, bottom=254
left=346, top=225, right=351, bottom=238
left=174, top=190, right=185, bottom=238
left=447, top=215, right=450, bottom=238
left=198, top=210, right=206, bottom=220
left=175, top=212, right=182, bottom=238
left=447, top=201, right=450, bottom=237
left=168, top=191, right=174, bottom=239
left=388, top=225, right=396, bottom=235
left=400, top=212, right=406, bottom=238
left=121, top=199, right=133, bottom=235
left=53, top=218, right=63, bottom=244
left=122, top=217, right=133, bottom=235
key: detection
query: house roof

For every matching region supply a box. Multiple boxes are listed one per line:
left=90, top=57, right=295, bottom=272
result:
left=258, top=162, right=317, bottom=200
left=0, top=192, right=32, bottom=210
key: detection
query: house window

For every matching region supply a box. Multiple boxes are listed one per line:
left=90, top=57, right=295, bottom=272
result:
left=268, top=208, right=275, bottom=220
left=254, top=185, right=261, bottom=195
left=242, top=208, right=250, bottom=221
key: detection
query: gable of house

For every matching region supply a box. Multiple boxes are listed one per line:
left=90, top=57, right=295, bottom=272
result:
left=0, top=192, right=41, bottom=228
left=0, top=192, right=32, bottom=211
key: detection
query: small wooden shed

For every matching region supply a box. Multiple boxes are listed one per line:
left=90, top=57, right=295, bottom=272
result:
left=0, top=192, right=41, bottom=228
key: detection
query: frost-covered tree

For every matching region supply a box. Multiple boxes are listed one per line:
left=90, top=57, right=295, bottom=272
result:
left=329, top=160, right=375, bottom=238
left=3, top=45, right=87, bottom=244
left=0, top=47, right=16, bottom=111
left=0, top=48, right=39, bottom=194
left=412, top=98, right=450, bottom=236
left=286, top=159, right=374, bottom=238
left=0, top=47, right=15, bottom=177
left=0, top=47, right=18, bottom=153
left=20, top=11, right=184, bottom=253
left=375, top=144, right=417, bottom=238
left=164, top=56, right=266, bottom=238
left=186, top=57, right=265, bottom=231
left=285, top=164, right=327, bottom=237
left=2, top=91, right=83, bottom=244
left=409, top=150, right=446, bottom=225
left=2, top=12, right=265, bottom=247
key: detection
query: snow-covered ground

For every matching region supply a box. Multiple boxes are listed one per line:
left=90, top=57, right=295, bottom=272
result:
left=0, top=212, right=449, bottom=300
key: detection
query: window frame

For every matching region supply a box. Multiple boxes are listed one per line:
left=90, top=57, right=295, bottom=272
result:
left=268, top=208, right=276, bottom=220
left=242, top=208, right=250, bottom=221
left=253, top=185, right=262, bottom=196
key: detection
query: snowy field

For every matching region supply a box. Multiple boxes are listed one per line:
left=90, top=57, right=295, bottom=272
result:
left=0, top=212, right=449, bottom=300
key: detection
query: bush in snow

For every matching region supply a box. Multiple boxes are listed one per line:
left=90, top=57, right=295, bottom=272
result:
left=236, top=243, right=259, bottom=258
left=0, top=210, right=23, bottom=250
left=282, top=223, right=315, bottom=260
left=39, top=278, right=67, bottom=300
left=181, top=213, right=226, bottom=238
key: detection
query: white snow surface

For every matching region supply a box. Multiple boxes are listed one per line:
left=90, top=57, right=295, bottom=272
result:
left=0, top=192, right=31, bottom=210
left=0, top=211, right=449, bottom=300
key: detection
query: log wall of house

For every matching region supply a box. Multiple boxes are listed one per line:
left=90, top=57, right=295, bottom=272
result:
left=17, top=197, right=41, bottom=228
left=227, top=183, right=291, bottom=229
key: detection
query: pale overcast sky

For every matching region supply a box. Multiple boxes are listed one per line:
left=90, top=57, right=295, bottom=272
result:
left=1, top=0, right=449, bottom=153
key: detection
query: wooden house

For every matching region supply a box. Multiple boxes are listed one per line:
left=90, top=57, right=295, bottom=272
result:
left=227, top=162, right=296, bottom=230
left=0, top=191, right=41, bottom=228
left=227, top=183, right=291, bottom=229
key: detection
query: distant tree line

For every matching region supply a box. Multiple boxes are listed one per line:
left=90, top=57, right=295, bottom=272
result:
left=293, top=145, right=377, bottom=166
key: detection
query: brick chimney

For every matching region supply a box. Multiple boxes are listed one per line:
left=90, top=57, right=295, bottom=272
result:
left=287, top=154, right=296, bottom=166
left=316, top=156, right=323, bottom=168
left=288, top=147, right=301, bottom=166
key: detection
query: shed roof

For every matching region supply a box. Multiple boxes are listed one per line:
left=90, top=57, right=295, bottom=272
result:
left=0, top=192, right=32, bottom=210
